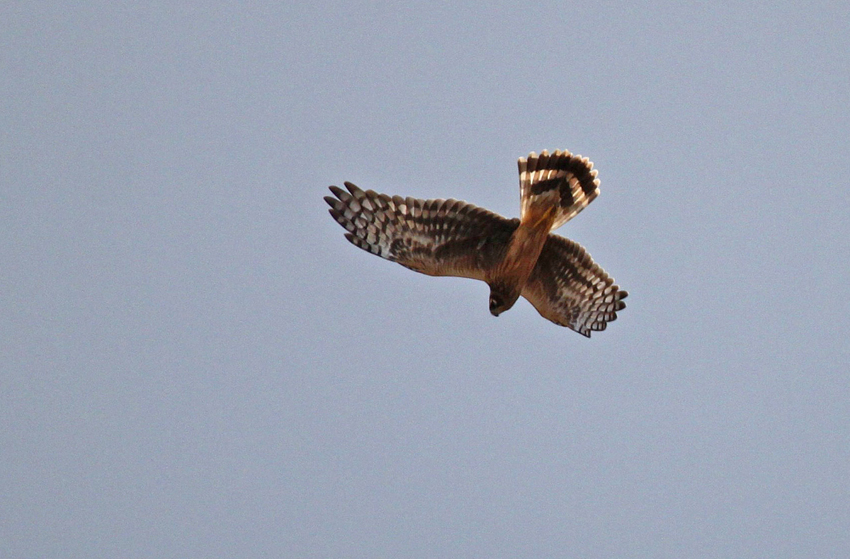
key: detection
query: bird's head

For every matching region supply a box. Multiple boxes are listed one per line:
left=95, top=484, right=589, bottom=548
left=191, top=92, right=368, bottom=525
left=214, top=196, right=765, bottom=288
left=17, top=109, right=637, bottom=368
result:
left=488, top=283, right=520, bottom=317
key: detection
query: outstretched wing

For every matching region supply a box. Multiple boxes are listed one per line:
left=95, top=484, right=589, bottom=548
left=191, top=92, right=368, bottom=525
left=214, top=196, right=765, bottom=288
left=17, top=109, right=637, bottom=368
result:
left=325, top=182, right=517, bottom=280
left=521, top=234, right=628, bottom=337
left=518, top=149, right=600, bottom=231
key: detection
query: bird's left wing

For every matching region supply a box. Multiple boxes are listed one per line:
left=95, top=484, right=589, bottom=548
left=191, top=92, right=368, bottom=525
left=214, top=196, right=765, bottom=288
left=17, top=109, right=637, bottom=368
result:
left=521, top=234, right=628, bottom=337
left=325, top=182, right=517, bottom=281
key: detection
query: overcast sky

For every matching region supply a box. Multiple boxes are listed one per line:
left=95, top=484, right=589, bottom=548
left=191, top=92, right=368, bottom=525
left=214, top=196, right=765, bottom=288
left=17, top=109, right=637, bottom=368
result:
left=2, top=2, right=849, bottom=557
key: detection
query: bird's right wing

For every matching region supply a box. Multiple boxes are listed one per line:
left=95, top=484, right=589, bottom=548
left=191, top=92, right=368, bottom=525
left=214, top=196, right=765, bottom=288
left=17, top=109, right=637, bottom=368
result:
left=325, top=182, right=517, bottom=281
left=521, top=233, right=628, bottom=337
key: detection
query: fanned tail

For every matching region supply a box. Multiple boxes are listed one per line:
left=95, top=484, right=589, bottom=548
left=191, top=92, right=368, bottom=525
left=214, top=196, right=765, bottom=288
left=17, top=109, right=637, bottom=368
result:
left=518, top=149, right=600, bottom=231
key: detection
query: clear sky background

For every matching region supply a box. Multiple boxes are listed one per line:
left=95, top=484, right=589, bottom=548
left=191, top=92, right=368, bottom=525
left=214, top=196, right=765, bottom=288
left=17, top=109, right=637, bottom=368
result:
left=2, top=2, right=848, bottom=557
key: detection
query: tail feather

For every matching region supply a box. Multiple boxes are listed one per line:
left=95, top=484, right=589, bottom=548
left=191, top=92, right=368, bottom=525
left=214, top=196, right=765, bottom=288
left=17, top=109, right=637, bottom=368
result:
left=518, top=149, right=600, bottom=231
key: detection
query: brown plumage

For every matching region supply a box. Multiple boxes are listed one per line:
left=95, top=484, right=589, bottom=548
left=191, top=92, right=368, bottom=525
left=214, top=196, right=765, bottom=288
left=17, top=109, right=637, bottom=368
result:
left=324, top=149, right=627, bottom=337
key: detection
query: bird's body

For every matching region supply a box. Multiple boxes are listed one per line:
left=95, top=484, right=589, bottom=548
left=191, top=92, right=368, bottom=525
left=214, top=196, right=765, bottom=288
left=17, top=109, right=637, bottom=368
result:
left=324, top=149, right=627, bottom=337
left=488, top=215, right=554, bottom=314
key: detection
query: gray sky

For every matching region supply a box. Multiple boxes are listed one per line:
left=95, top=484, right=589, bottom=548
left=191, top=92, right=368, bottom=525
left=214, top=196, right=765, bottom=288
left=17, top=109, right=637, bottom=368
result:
left=3, top=2, right=849, bottom=557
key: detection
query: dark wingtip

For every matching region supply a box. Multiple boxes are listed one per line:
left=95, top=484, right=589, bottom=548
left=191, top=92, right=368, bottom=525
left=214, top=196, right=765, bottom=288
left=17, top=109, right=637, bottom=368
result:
left=328, top=208, right=344, bottom=222
left=328, top=185, right=346, bottom=198
left=343, top=181, right=361, bottom=194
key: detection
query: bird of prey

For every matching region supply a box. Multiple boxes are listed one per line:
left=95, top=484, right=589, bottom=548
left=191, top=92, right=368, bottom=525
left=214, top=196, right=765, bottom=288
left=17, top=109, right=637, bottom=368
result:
left=324, top=149, right=627, bottom=337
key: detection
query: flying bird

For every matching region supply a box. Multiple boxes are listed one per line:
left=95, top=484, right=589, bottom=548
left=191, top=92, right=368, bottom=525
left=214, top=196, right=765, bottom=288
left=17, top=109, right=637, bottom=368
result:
left=324, top=150, right=627, bottom=337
